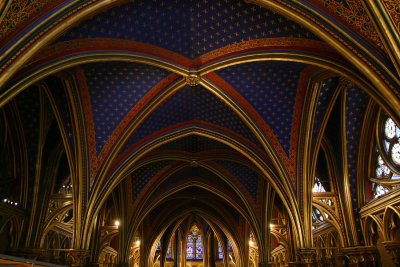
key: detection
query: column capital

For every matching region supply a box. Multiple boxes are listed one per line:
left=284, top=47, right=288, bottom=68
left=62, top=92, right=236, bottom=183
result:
left=382, top=241, right=400, bottom=266
left=382, top=240, right=400, bottom=251
left=338, top=77, right=353, bottom=89
left=297, top=248, right=316, bottom=264
left=67, top=249, right=90, bottom=267
left=339, top=246, right=379, bottom=265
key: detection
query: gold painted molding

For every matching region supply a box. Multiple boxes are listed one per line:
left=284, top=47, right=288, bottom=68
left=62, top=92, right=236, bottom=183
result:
left=363, top=0, right=400, bottom=76
left=0, top=0, right=12, bottom=25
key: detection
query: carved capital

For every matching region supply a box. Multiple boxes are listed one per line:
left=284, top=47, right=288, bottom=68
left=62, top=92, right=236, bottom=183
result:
left=338, top=77, right=352, bottom=89
left=339, top=246, right=378, bottom=264
left=297, top=248, right=316, bottom=264
left=383, top=241, right=400, bottom=266
left=186, top=73, right=201, bottom=86
left=68, top=250, right=90, bottom=267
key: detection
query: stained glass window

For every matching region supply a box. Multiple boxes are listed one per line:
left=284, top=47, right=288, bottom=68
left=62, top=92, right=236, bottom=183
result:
left=379, top=115, right=400, bottom=177
left=371, top=114, right=400, bottom=198
left=228, top=242, right=234, bottom=260
left=373, top=184, right=389, bottom=198
left=166, top=242, right=171, bottom=259
left=186, top=226, right=203, bottom=260
left=313, top=177, right=326, bottom=193
left=195, top=236, right=203, bottom=259
left=218, top=242, right=223, bottom=259
left=312, top=207, right=328, bottom=230
left=186, top=236, right=194, bottom=259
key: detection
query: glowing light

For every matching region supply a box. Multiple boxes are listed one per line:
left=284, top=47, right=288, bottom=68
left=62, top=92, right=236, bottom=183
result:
left=249, top=240, right=253, bottom=246
left=136, top=240, right=140, bottom=246
left=269, top=224, right=274, bottom=228
left=114, top=220, right=120, bottom=227
left=3, top=199, right=6, bottom=203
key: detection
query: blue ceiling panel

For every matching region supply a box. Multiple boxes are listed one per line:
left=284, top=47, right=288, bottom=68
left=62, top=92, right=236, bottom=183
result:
left=130, top=160, right=173, bottom=202
left=81, top=61, right=171, bottom=155
left=215, top=61, right=307, bottom=155
left=215, top=160, right=258, bottom=202
left=120, top=85, right=264, bottom=154
left=345, top=84, right=369, bottom=244
left=56, top=0, right=319, bottom=59
left=312, top=77, right=339, bottom=145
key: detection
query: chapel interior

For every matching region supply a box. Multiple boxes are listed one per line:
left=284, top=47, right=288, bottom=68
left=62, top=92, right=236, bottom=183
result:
left=1, top=0, right=400, bottom=266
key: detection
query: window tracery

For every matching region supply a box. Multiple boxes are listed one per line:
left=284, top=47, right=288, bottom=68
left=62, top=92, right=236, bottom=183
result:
left=312, top=207, right=329, bottom=230
left=186, top=226, right=203, bottom=260
left=371, top=113, right=400, bottom=198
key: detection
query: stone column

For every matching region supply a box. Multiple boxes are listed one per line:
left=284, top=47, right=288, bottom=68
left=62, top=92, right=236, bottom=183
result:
left=160, top=237, right=165, bottom=267
left=223, top=242, right=229, bottom=267
left=209, top=232, right=216, bottom=267
left=174, top=230, right=178, bottom=267
left=383, top=241, right=400, bottom=267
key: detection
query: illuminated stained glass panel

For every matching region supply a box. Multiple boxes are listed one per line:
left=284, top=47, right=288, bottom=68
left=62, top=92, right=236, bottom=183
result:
left=393, top=143, right=400, bottom=164
left=187, top=236, right=194, bottom=259
left=166, top=242, right=171, bottom=258
left=186, top=227, right=203, bottom=260
left=372, top=114, right=400, bottom=199
left=218, top=242, right=223, bottom=259
left=385, top=118, right=396, bottom=139
left=373, top=183, right=389, bottom=198
left=380, top=115, right=400, bottom=175
left=313, top=177, right=326, bottom=193
left=195, top=236, right=203, bottom=259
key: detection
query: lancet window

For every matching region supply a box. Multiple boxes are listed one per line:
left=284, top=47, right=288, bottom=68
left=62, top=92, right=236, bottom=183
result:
left=186, top=226, right=203, bottom=260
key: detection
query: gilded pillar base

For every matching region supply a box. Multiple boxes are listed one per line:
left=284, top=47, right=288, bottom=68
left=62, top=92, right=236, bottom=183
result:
left=258, top=262, right=272, bottom=267
left=383, top=241, right=400, bottom=267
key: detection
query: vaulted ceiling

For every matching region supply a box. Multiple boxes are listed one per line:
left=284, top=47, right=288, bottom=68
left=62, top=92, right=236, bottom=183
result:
left=1, top=0, right=400, bottom=263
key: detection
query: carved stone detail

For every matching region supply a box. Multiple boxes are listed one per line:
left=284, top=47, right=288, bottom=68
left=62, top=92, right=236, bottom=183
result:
left=297, top=248, right=316, bottom=264
left=383, top=241, right=400, bottom=266
left=338, top=77, right=353, bottom=89
left=339, top=246, right=379, bottom=265
left=186, top=73, right=201, bottom=86
left=68, top=250, right=90, bottom=267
